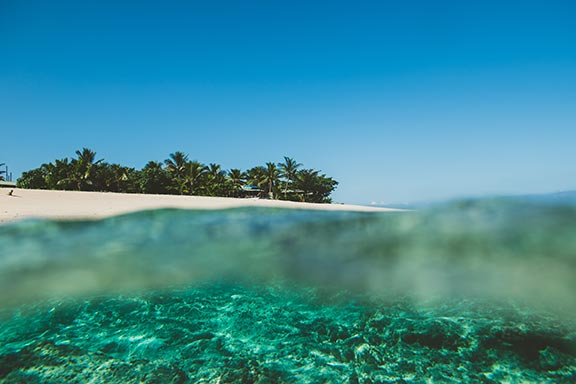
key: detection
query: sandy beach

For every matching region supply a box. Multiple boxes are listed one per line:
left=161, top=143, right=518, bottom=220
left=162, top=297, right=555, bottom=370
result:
left=0, top=188, right=399, bottom=223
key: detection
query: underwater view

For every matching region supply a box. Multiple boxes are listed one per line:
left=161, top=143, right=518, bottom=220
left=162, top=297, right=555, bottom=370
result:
left=1, top=198, right=575, bottom=383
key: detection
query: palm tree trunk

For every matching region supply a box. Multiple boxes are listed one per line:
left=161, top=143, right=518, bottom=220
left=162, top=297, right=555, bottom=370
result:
left=269, top=181, right=274, bottom=199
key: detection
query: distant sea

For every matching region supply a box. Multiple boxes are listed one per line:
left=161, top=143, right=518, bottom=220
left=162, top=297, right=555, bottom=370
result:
left=1, top=197, right=575, bottom=382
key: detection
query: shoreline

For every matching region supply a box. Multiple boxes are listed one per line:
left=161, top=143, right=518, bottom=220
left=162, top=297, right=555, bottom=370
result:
left=0, top=188, right=401, bottom=224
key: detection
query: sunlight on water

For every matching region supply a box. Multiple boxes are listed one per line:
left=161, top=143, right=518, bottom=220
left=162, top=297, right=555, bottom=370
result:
left=0, top=199, right=575, bottom=382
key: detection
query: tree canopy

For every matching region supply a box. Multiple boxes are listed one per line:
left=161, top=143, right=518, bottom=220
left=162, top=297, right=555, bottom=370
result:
left=17, top=149, right=338, bottom=203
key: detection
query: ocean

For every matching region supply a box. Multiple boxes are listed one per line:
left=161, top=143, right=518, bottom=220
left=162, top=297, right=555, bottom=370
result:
left=0, top=198, right=575, bottom=382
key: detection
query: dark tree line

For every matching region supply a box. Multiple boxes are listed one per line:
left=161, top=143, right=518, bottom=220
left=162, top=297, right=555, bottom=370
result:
left=17, top=148, right=338, bottom=203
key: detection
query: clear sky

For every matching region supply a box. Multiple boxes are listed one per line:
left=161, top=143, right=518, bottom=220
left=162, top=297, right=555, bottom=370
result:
left=1, top=0, right=575, bottom=204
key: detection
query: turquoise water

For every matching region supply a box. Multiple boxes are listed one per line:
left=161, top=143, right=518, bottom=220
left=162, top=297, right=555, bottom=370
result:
left=0, top=199, right=575, bottom=382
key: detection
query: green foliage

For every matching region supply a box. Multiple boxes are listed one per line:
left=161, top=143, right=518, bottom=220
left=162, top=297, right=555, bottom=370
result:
left=139, top=161, right=170, bottom=194
left=262, top=162, right=280, bottom=199
left=226, top=168, right=246, bottom=197
left=246, top=166, right=266, bottom=187
left=292, top=169, right=339, bottom=203
left=186, top=161, right=208, bottom=195
left=17, top=168, right=47, bottom=189
left=95, top=163, right=139, bottom=193
left=278, top=156, right=302, bottom=197
left=16, top=150, right=339, bottom=202
left=71, top=148, right=104, bottom=191
left=164, top=151, right=189, bottom=195
left=203, top=163, right=226, bottom=196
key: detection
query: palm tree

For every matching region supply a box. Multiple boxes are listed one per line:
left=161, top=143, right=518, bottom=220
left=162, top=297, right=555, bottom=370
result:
left=206, top=163, right=224, bottom=180
left=245, top=166, right=266, bottom=197
left=203, top=163, right=226, bottom=196
left=226, top=168, right=245, bottom=197
left=246, top=166, right=265, bottom=184
left=261, top=162, right=279, bottom=199
left=164, top=151, right=189, bottom=194
left=184, top=160, right=206, bottom=195
left=278, top=156, right=302, bottom=196
left=72, top=148, right=103, bottom=190
left=50, top=158, right=75, bottom=189
left=139, top=161, right=170, bottom=194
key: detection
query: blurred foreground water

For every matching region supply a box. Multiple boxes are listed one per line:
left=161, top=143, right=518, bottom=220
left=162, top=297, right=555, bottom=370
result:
left=0, top=198, right=575, bottom=382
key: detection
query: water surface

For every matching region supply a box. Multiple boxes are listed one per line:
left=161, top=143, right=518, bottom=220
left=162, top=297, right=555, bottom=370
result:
left=1, top=199, right=575, bottom=382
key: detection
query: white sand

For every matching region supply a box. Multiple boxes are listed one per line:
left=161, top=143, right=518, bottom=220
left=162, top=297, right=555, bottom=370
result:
left=0, top=188, right=400, bottom=223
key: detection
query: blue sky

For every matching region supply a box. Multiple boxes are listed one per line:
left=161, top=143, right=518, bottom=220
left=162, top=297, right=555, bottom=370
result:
left=1, top=0, right=575, bottom=204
